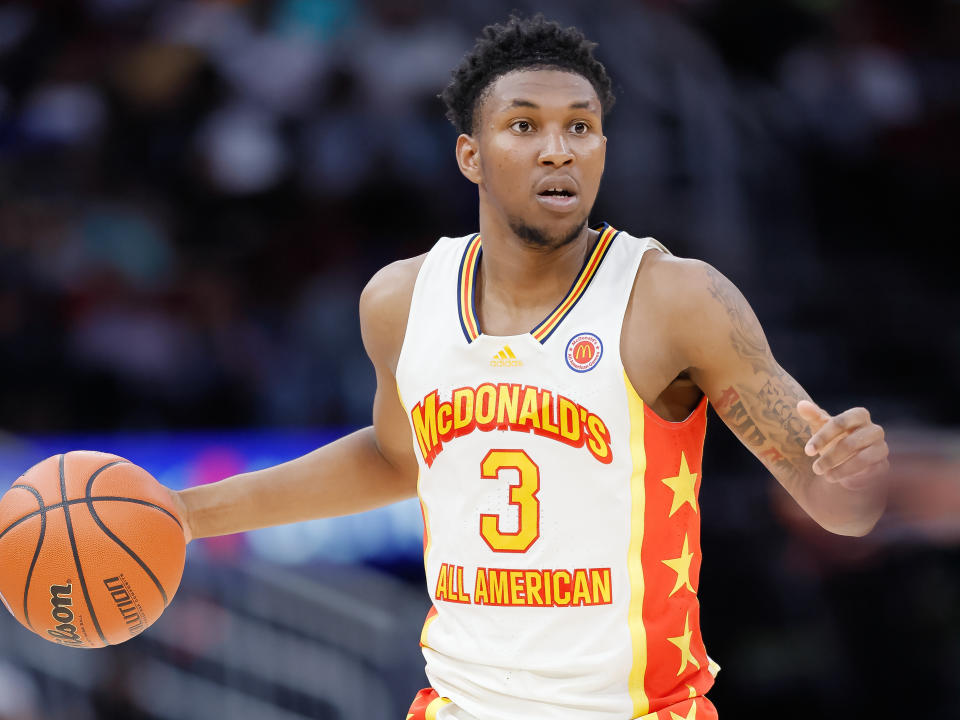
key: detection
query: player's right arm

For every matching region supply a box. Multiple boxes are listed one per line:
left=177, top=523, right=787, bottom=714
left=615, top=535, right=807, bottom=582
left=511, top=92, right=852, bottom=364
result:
left=645, top=256, right=888, bottom=537
left=170, top=257, right=425, bottom=543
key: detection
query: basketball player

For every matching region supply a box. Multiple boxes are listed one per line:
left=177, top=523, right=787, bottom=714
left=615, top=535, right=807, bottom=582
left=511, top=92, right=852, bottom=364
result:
left=168, top=16, right=890, bottom=720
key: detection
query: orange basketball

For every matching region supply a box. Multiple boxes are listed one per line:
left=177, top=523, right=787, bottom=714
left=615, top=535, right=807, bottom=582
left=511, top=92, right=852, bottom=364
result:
left=0, top=451, right=185, bottom=648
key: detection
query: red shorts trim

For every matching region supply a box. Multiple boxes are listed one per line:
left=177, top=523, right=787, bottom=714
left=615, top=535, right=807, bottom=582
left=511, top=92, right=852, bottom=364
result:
left=406, top=688, right=450, bottom=720
left=406, top=688, right=718, bottom=719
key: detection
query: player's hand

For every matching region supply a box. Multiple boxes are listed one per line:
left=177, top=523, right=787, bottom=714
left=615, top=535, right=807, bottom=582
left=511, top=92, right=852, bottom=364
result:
left=164, top=487, right=194, bottom=544
left=797, top=400, right=889, bottom=490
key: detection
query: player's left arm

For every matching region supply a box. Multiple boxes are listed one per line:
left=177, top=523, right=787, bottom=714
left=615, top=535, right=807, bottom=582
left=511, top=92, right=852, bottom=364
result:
left=673, top=259, right=889, bottom=536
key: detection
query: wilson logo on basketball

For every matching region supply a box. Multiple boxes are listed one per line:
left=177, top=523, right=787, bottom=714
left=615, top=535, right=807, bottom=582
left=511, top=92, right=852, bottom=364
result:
left=565, top=333, right=603, bottom=373
left=47, top=583, right=84, bottom=647
left=104, top=576, right=146, bottom=637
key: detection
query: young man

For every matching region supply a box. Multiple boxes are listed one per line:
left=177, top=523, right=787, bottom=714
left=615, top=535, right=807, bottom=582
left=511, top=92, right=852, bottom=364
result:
left=171, top=16, right=889, bottom=720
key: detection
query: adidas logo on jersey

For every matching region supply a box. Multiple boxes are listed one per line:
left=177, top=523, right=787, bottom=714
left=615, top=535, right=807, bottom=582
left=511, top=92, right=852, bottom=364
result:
left=490, top=345, right=522, bottom=367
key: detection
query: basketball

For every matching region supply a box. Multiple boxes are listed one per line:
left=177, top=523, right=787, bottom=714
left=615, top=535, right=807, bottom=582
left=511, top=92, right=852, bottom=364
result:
left=0, top=451, right=185, bottom=648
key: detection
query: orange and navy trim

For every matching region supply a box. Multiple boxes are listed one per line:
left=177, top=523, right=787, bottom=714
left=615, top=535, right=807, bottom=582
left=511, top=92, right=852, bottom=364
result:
left=532, top=224, right=617, bottom=342
left=457, top=233, right=482, bottom=342
left=457, top=223, right=619, bottom=344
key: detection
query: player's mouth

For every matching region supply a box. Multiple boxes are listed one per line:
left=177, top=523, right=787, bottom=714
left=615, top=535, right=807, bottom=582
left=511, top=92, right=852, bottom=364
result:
left=535, top=179, right=579, bottom=213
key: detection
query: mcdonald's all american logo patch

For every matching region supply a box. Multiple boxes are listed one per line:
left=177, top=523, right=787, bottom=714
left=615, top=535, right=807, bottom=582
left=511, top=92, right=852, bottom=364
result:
left=565, top=333, right=603, bottom=372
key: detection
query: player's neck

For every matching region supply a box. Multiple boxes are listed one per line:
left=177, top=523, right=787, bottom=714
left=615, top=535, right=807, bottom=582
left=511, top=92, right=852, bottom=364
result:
left=474, top=217, right=596, bottom=336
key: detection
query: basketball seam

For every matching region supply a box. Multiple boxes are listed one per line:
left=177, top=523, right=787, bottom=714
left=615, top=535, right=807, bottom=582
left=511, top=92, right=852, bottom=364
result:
left=85, top=462, right=170, bottom=607
left=59, top=454, right=107, bottom=647
left=0, top=497, right=182, bottom=543
left=9, top=483, right=45, bottom=633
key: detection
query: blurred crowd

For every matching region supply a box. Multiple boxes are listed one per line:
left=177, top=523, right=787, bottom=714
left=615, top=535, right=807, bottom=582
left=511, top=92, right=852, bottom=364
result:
left=1, top=1, right=959, bottom=718
left=1, top=0, right=957, bottom=433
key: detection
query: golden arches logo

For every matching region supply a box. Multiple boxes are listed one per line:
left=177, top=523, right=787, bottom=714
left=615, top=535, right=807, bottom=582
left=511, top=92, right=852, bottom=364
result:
left=565, top=333, right=603, bottom=373
left=573, top=342, right=595, bottom=363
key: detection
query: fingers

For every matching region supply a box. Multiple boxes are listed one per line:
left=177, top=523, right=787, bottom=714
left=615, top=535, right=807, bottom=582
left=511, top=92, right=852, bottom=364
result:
left=802, top=404, right=889, bottom=489
left=804, top=406, right=871, bottom=457
left=818, top=442, right=890, bottom=483
left=796, top=399, right=830, bottom=436
left=832, top=457, right=890, bottom=491
left=793, top=401, right=889, bottom=490
left=811, top=422, right=885, bottom=474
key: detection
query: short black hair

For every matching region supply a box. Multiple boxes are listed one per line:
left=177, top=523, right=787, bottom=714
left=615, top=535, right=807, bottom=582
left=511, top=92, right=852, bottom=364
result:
left=441, top=14, right=616, bottom=135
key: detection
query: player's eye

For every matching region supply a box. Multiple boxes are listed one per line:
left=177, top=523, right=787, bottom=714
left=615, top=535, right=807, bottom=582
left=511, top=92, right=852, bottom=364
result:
left=510, top=120, right=533, bottom=133
left=571, top=121, right=589, bottom=134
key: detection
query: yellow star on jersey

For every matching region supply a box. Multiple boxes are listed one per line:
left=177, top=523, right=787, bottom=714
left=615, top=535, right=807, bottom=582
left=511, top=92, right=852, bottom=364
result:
left=667, top=611, right=701, bottom=676
left=670, top=700, right=698, bottom=720
left=662, top=534, right=695, bottom=597
left=661, top=451, right=698, bottom=517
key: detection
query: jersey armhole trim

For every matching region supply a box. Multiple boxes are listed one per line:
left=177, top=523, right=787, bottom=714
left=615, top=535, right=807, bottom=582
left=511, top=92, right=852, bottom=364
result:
left=642, top=393, right=709, bottom=430
left=397, top=238, right=451, bottom=386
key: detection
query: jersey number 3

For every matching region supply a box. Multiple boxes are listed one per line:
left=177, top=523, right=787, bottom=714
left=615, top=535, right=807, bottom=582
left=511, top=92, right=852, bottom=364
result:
left=479, top=449, right=541, bottom=553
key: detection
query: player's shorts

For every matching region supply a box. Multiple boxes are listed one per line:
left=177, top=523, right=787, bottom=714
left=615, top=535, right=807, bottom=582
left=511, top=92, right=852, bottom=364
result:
left=406, top=688, right=463, bottom=720
left=406, top=688, right=718, bottom=719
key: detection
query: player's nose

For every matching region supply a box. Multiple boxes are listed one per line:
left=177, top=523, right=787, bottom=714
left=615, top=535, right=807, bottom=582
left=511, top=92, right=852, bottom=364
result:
left=538, top=130, right=573, bottom=167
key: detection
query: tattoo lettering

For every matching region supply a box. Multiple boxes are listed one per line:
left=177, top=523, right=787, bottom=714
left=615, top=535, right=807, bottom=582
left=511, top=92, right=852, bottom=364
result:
left=757, top=379, right=808, bottom=453
left=718, top=380, right=814, bottom=483
left=717, top=386, right=768, bottom=447
left=759, top=447, right=784, bottom=463
left=758, top=445, right=797, bottom=480
left=706, top=266, right=819, bottom=487
left=715, top=386, right=740, bottom=413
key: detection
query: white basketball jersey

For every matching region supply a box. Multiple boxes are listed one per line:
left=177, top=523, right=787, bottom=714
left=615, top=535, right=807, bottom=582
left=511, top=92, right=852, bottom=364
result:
left=396, top=225, right=719, bottom=720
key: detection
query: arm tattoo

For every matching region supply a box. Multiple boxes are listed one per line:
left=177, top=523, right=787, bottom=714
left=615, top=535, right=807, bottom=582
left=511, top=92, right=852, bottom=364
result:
left=706, top=267, right=771, bottom=374
left=715, top=382, right=811, bottom=484
left=706, top=267, right=814, bottom=485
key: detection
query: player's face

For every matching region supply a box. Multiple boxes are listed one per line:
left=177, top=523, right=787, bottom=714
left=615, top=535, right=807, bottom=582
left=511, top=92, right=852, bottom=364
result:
left=459, top=69, right=607, bottom=250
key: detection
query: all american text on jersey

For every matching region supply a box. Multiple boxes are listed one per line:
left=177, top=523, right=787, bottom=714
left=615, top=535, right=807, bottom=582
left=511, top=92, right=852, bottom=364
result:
left=434, top=562, right=613, bottom=608
left=410, top=383, right=612, bottom=466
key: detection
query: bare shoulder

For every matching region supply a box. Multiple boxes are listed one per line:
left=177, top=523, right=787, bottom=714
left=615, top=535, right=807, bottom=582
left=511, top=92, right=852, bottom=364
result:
left=630, top=250, right=720, bottom=324
left=627, top=250, right=755, bottom=369
left=360, top=254, right=426, bottom=311
left=359, top=254, right=427, bottom=373
left=637, top=249, right=772, bottom=369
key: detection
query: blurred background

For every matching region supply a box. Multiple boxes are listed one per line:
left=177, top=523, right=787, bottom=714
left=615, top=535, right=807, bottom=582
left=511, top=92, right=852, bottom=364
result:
left=0, top=0, right=958, bottom=717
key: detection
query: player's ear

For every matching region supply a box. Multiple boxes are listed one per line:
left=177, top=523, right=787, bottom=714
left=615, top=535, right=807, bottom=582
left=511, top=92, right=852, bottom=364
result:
left=456, top=134, right=481, bottom=185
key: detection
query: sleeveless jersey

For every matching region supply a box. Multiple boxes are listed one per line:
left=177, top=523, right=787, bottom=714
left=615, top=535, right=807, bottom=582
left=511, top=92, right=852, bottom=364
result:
left=396, top=224, right=719, bottom=720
